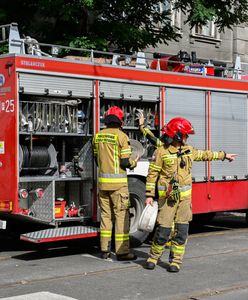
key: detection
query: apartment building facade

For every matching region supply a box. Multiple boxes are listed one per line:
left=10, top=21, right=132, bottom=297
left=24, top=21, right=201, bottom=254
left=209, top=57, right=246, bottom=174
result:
left=148, top=4, right=248, bottom=74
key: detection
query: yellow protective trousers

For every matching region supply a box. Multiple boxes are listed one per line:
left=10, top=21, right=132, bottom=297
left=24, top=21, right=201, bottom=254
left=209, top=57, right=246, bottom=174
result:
left=99, top=186, right=130, bottom=255
left=148, top=196, right=192, bottom=268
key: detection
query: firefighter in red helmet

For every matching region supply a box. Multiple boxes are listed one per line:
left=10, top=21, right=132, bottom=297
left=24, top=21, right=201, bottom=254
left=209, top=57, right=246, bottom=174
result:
left=93, top=106, right=139, bottom=260
left=144, top=117, right=236, bottom=272
left=137, top=109, right=175, bottom=249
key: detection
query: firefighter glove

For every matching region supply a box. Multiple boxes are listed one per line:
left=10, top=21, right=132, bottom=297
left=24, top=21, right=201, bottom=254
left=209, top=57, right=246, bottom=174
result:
left=169, top=181, right=180, bottom=202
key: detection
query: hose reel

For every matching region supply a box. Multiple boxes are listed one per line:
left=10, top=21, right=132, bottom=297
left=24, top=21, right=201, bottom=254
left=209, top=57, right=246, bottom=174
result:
left=19, top=144, right=58, bottom=176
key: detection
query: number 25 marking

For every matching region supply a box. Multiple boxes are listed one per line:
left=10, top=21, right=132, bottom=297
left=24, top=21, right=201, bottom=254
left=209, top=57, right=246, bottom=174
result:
left=5, top=100, right=14, bottom=112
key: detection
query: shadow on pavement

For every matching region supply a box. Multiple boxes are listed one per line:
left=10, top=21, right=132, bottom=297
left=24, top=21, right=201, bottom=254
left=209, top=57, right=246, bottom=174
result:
left=1, top=212, right=247, bottom=262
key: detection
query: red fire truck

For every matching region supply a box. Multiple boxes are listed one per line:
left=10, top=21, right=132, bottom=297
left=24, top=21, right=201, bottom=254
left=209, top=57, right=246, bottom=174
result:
left=0, top=23, right=247, bottom=245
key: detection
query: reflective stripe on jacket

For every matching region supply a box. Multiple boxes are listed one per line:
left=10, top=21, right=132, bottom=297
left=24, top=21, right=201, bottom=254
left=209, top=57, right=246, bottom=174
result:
left=93, top=127, right=135, bottom=190
left=146, top=144, right=225, bottom=199
left=139, top=125, right=163, bottom=148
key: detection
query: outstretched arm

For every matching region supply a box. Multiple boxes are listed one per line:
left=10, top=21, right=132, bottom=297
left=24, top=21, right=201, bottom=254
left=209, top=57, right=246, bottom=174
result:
left=192, top=148, right=237, bottom=162
left=225, top=153, right=237, bottom=162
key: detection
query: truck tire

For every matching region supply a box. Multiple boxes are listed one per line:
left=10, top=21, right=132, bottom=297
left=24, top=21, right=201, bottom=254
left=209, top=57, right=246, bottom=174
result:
left=128, top=177, right=149, bottom=247
left=246, top=211, right=248, bottom=225
left=193, top=212, right=216, bottom=224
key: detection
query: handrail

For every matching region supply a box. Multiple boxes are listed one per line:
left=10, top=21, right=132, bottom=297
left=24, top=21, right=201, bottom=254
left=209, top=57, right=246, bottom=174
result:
left=5, top=24, right=246, bottom=80
left=0, top=23, right=14, bottom=43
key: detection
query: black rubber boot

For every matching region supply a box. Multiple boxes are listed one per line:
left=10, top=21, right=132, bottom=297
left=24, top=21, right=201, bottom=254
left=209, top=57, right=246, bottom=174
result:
left=145, top=261, right=156, bottom=270
left=101, top=252, right=111, bottom=259
left=167, top=264, right=180, bottom=272
left=116, top=253, right=137, bottom=261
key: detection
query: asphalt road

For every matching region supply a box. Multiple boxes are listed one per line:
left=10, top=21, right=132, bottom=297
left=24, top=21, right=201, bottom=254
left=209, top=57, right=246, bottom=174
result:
left=0, top=212, right=248, bottom=300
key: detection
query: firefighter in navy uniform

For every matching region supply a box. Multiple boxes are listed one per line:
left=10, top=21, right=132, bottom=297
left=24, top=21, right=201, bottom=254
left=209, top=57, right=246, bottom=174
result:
left=144, top=117, right=236, bottom=272
left=93, top=106, right=139, bottom=261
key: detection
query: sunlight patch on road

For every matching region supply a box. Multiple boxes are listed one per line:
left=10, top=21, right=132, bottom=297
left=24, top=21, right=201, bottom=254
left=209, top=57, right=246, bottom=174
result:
left=0, top=291, right=77, bottom=300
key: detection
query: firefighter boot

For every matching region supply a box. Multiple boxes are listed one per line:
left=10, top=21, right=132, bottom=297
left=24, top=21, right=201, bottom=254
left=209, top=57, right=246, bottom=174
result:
left=101, top=240, right=112, bottom=259
left=167, top=223, right=188, bottom=272
left=116, top=252, right=137, bottom=261
left=101, top=252, right=111, bottom=259
left=145, top=226, right=171, bottom=270
left=167, top=262, right=180, bottom=273
left=145, top=257, right=157, bottom=270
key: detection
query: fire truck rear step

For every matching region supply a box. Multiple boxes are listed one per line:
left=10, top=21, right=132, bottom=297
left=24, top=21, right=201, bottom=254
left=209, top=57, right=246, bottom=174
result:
left=20, top=226, right=99, bottom=243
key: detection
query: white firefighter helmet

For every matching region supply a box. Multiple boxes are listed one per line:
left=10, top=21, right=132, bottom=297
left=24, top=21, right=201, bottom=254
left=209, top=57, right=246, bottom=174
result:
left=138, top=201, right=158, bottom=232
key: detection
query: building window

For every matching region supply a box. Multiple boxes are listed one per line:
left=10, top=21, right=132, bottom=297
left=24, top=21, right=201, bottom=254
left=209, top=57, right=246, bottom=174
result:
left=193, top=21, right=220, bottom=39
left=171, top=4, right=181, bottom=29
left=156, top=1, right=182, bottom=31
left=190, top=20, right=221, bottom=46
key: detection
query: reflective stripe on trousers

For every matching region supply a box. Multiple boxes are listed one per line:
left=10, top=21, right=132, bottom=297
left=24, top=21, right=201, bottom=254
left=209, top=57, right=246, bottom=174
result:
left=99, top=186, right=130, bottom=255
left=169, top=240, right=187, bottom=268
left=148, top=236, right=186, bottom=267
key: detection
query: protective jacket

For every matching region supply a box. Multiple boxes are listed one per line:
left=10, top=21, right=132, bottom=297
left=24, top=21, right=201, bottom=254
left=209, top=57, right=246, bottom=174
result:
left=93, top=127, right=137, bottom=191
left=146, top=144, right=225, bottom=199
left=139, top=125, right=163, bottom=148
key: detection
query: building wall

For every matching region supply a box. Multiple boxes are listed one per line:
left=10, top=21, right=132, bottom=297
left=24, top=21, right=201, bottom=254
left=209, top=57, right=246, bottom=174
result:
left=148, top=12, right=248, bottom=73
left=233, top=25, right=248, bottom=73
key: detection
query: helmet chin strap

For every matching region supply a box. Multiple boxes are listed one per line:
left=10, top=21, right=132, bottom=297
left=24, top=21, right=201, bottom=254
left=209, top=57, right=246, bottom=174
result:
left=181, top=135, right=188, bottom=145
left=173, top=132, right=188, bottom=145
left=172, top=140, right=182, bottom=148
left=172, top=137, right=188, bottom=147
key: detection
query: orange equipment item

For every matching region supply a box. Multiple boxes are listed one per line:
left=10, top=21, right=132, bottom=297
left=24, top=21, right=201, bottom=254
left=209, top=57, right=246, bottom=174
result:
left=150, top=56, right=185, bottom=72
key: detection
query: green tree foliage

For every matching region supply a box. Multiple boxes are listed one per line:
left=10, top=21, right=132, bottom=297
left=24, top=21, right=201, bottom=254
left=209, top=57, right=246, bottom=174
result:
left=92, top=0, right=180, bottom=52
left=0, top=0, right=247, bottom=52
left=174, top=0, right=248, bottom=30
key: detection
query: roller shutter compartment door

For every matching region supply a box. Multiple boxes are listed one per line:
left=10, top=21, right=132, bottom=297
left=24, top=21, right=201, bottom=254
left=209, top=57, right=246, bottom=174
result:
left=210, top=92, right=247, bottom=180
left=100, top=81, right=159, bottom=101
left=19, top=73, right=93, bottom=97
left=165, top=88, right=206, bottom=182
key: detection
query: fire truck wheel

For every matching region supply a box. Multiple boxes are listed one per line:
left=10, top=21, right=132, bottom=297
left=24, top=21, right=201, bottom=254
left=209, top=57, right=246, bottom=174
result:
left=246, top=211, right=248, bottom=225
left=192, top=212, right=216, bottom=224
left=128, top=177, right=149, bottom=247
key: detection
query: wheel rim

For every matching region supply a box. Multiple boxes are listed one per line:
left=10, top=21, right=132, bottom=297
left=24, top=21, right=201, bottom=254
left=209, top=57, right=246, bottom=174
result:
left=129, top=192, right=143, bottom=234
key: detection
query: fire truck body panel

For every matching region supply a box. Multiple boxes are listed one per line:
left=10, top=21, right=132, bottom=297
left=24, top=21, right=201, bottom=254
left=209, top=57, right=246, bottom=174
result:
left=192, top=181, right=248, bottom=214
left=0, top=52, right=247, bottom=243
left=0, top=57, right=18, bottom=214
left=14, top=55, right=248, bottom=93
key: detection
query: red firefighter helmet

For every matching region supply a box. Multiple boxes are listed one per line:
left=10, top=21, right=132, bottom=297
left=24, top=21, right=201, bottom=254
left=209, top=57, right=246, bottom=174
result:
left=104, top=106, right=124, bottom=125
left=161, top=117, right=195, bottom=142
